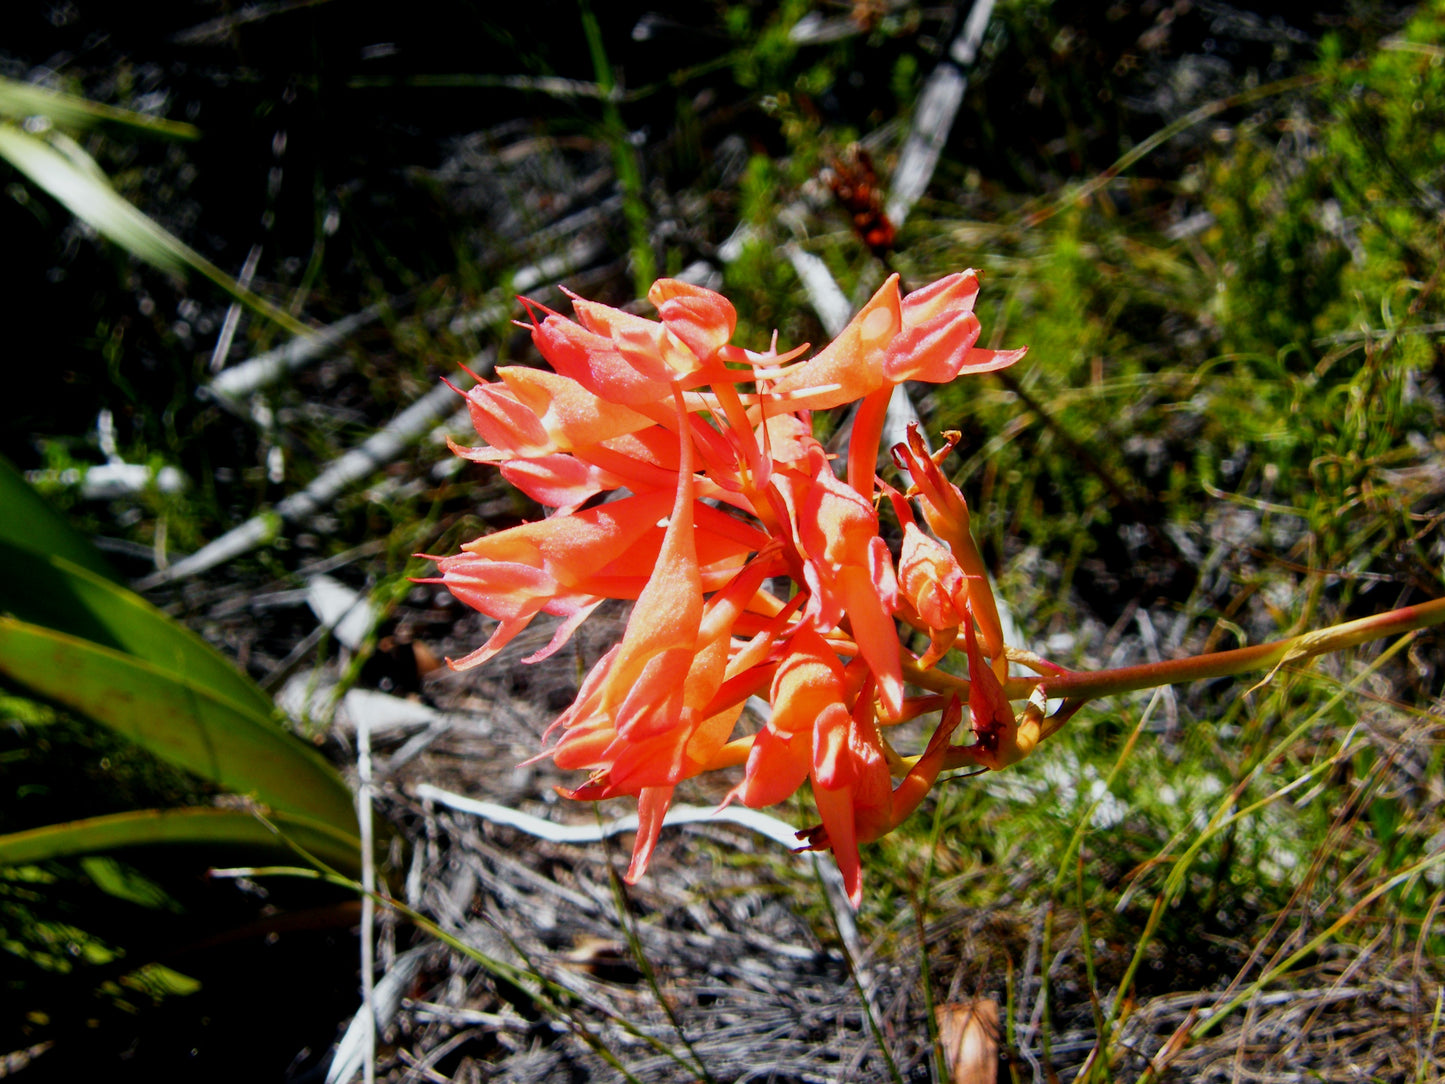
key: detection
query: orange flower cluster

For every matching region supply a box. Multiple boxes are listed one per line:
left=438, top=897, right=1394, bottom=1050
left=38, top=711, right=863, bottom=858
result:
left=429, top=273, right=1026, bottom=905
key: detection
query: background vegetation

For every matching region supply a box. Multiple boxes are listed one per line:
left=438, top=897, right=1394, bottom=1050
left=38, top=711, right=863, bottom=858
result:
left=2, top=0, right=1443, bottom=1080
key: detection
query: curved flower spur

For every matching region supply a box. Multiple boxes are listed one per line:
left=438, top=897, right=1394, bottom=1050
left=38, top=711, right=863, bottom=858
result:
left=421, top=272, right=1027, bottom=907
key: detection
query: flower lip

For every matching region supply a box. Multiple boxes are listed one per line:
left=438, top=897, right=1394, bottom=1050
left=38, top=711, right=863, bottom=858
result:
left=648, top=277, right=738, bottom=361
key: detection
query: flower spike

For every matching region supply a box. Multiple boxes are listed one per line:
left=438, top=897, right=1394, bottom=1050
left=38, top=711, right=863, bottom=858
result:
left=429, top=271, right=1027, bottom=905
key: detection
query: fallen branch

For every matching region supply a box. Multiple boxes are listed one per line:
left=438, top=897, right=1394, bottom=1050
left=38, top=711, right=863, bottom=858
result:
left=886, top=0, right=995, bottom=228
left=135, top=359, right=488, bottom=591
left=206, top=302, right=385, bottom=402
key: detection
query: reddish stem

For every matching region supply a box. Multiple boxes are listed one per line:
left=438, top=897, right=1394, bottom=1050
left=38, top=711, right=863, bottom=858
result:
left=1031, top=596, right=1445, bottom=701
left=901, top=596, right=1445, bottom=704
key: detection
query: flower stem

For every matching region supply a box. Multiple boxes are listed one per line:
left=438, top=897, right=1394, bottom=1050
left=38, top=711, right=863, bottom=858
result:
left=903, top=596, right=1445, bottom=705
left=1026, top=595, right=1445, bottom=701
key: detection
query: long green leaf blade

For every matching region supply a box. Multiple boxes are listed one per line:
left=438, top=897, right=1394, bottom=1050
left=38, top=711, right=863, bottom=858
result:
left=0, top=807, right=361, bottom=879
left=0, top=76, right=200, bottom=139
left=0, top=122, right=310, bottom=336
left=0, top=618, right=357, bottom=836
left=0, top=542, right=277, bottom=719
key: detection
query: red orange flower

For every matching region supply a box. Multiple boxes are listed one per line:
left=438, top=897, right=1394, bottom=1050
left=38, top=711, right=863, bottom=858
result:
left=427, top=272, right=1028, bottom=904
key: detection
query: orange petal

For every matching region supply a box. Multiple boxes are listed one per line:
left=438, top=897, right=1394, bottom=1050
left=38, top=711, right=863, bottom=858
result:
left=625, top=785, right=675, bottom=883
left=882, top=310, right=982, bottom=384
left=956, top=346, right=1028, bottom=375
left=599, top=389, right=704, bottom=729
left=530, top=307, right=674, bottom=407
left=835, top=562, right=904, bottom=719
left=811, top=781, right=863, bottom=908
left=649, top=278, right=738, bottom=361
left=498, top=455, right=619, bottom=512
left=898, top=270, right=979, bottom=325
left=845, top=386, right=893, bottom=497
left=463, top=379, right=551, bottom=456
left=735, top=722, right=814, bottom=808
left=445, top=613, right=539, bottom=672
left=765, top=275, right=902, bottom=410
left=769, top=626, right=847, bottom=734
left=496, top=366, right=654, bottom=447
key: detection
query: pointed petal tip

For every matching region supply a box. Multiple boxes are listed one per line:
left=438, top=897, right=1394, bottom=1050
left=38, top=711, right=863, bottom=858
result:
left=958, top=344, right=1028, bottom=375
left=515, top=294, right=551, bottom=321
left=623, top=785, right=674, bottom=884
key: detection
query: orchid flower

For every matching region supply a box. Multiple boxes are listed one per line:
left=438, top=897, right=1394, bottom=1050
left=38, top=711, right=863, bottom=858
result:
left=429, top=273, right=1028, bottom=904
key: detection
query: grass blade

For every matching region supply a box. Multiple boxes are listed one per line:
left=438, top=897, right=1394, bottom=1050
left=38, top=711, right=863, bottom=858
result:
left=0, top=75, right=200, bottom=139
left=0, top=122, right=310, bottom=336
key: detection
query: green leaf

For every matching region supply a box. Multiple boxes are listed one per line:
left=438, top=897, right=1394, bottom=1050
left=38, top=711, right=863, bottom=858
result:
left=0, top=617, right=358, bottom=838
left=0, top=807, right=362, bottom=879
left=0, top=454, right=119, bottom=582
left=0, top=541, right=275, bottom=720
left=0, top=76, right=200, bottom=140
left=79, top=855, right=182, bottom=911
left=0, top=122, right=310, bottom=337
left=121, top=963, right=202, bottom=999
